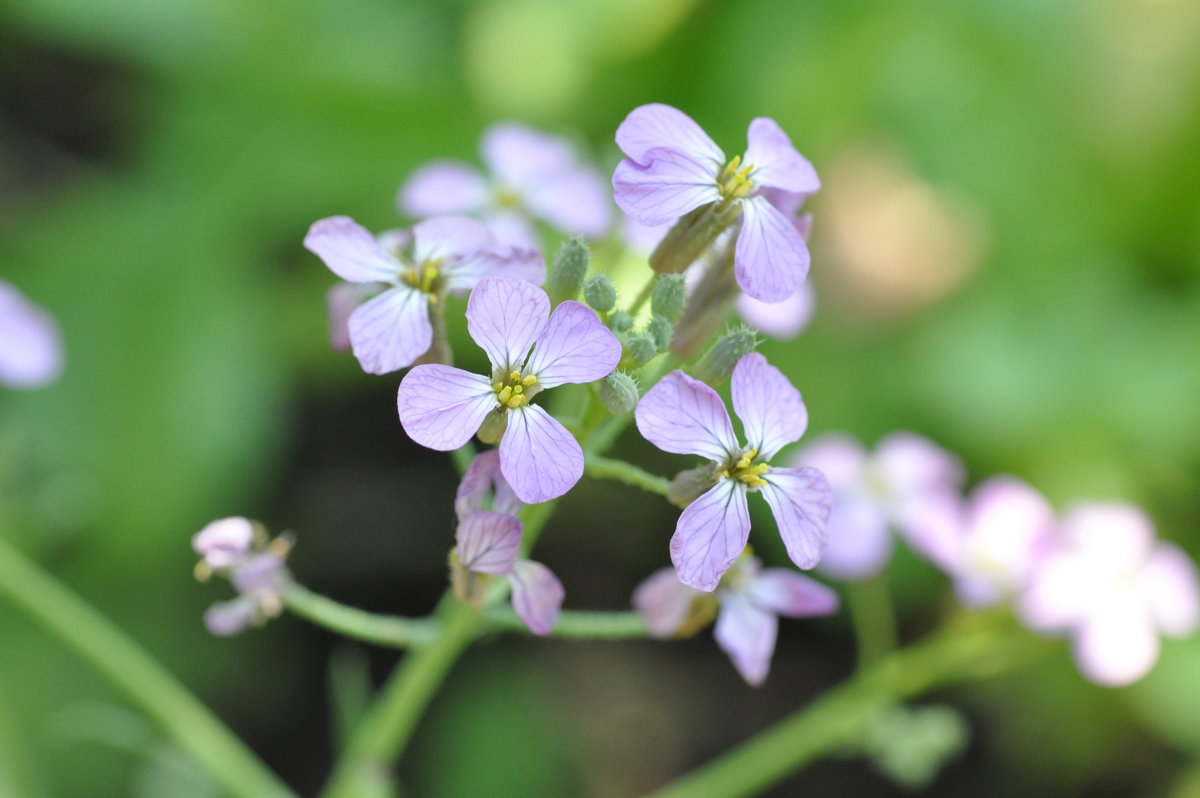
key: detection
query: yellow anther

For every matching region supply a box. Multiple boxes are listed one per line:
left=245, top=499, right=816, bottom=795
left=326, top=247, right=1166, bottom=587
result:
left=509, top=370, right=521, bottom=383
left=719, top=155, right=742, bottom=182
left=492, top=381, right=504, bottom=392
left=505, top=394, right=527, bottom=409
left=511, top=384, right=523, bottom=395
left=740, top=474, right=768, bottom=488
left=751, top=463, right=768, bottom=475
left=718, top=157, right=757, bottom=200
left=522, top=374, right=538, bottom=387
left=497, top=386, right=513, bottom=404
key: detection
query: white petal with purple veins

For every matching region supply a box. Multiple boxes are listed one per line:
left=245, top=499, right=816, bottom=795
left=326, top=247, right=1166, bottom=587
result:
left=635, top=371, right=739, bottom=462
left=510, top=559, right=565, bottom=636
left=633, top=567, right=704, bottom=638
left=612, top=150, right=722, bottom=226
left=734, top=196, right=810, bottom=303
left=304, top=216, right=400, bottom=284
left=730, top=353, right=808, bottom=460
left=466, top=277, right=550, bottom=372
left=671, top=480, right=751, bottom=592
left=760, top=467, right=832, bottom=570
left=456, top=510, right=522, bottom=575
left=325, top=282, right=379, bottom=352
left=443, top=247, right=545, bottom=294
left=455, top=449, right=522, bottom=519
left=346, top=286, right=433, bottom=374
left=615, top=104, right=724, bottom=166
left=399, top=160, right=489, bottom=218
left=499, top=404, right=584, bottom=504
left=748, top=569, right=839, bottom=618
left=524, top=301, right=622, bottom=389
left=411, top=216, right=494, bottom=264
left=397, top=365, right=497, bottom=451
left=743, top=118, right=820, bottom=194
left=714, top=593, right=778, bottom=686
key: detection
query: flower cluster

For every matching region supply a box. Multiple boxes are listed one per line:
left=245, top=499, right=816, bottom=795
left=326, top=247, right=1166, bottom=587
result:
left=192, top=517, right=292, bottom=636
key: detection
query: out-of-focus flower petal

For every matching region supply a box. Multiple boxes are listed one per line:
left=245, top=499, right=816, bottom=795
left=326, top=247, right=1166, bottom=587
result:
left=230, top=552, right=288, bottom=595
left=622, top=217, right=670, bottom=256
left=1018, top=551, right=1097, bottom=632
left=872, top=433, right=965, bottom=500
left=399, top=161, right=489, bottom=218
left=735, top=283, right=815, bottom=340
left=735, top=196, right=810, bottom=303
left=411, top=216, right=494, bottom=264
left=193, top=517, right=255, bottom=570
left=744, top=118, right=820, bottom=194
left=482, top=211, right=540, bottom=250
left=760, top=467, right=832, bottom=570
left=466, top=277, right=550, bottom=372
left=455, top=449, right=522, bottom=519
left=325, top=282, right=378, bottom=351
left=748, top=569, right=839, bottom=618
left=0, top=280, right=63, bottom=389
left=442, top=247, right=545, bottom=294
left=759, top=187, right=811, bottom=219
left=635, top=370, right=739, bottom=462
left=1059, top=503, right=1155, bottom=570
left=524, top=301, right=621, bottom=389
left=790, top=434, right=868, bottom=491
left=524, top=166, right=611, bottom=238
left=633, top=567, right=703, bottom=638
left=1073, top=603, right=1160, bottom=687
left=482, top=122, right=576, bottom=187
left=510, top=559, right=565, bottom=636
left=499, top=404, right=584, bottom=504
left=346, top=286, right=433, bottom=374
left=204, top=597, right=257, bottom=637
left=1141, top=543, right=1200, bottom=637
left=714, top=593, right=777, bottom=686
left=615, top=103, right=725, bottom=166
left=671, top=480, right=751, bottom=592
left=730, top=353, right=808, bottom=460
left=304, top=216, right=400, bottom=284
left=894, top=490, right=963, bottom=571
left=456, top=510, right=522, bottom=575
left=613, top=151, right=722, bottom=226
left=817, top=500, right=893, bottom=581
left=397, top=365, right=497, bottom=451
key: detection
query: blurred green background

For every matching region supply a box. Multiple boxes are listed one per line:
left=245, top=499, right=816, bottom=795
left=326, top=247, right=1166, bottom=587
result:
left=2, top=0, right=1199, bottom=795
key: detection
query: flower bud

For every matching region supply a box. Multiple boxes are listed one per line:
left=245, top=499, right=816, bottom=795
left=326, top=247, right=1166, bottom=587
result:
left=646, top=314, right=673, bottom=352
left=863, top=705, right=969, bottom=789
left=650, top=274, right=687, bottom=322
left=623, top=333, right=657, bottom=368
left=583, top=274, right=617, bottom=313
left=667, top=465, right=719, bottom=508
left=692, top=327, right=758, bottom=387
left=546, top=237, right=590, bottom=305
left=596, top=371, right=639, bottom=414
left=476, top=408, right=509, bottom=444
left=609, top=310, right=634, bottom=333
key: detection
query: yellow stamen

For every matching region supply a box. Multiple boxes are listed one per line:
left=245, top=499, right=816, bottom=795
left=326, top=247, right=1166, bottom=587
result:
left=521, top=375, right=538, bottom=387
left=497, top=386, right=513, bottom=404
left=509, top=370, right=521, bottom=383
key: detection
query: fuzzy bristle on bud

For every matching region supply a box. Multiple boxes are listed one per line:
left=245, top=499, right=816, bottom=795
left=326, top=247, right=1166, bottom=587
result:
left=583, top=274, right=617, bottom=313
left=609, top=310, right=634, bottom=333
left=646, top=314, right=673, bottom=352
left=692, top=326, right=758, bottom=387
left=546, top=237, right=590, bottom=305
left=650, top=274, right=687, bottom=322
left=596, top=371, right=639, bottom=414
left=624, top=333, right=657, bottom=368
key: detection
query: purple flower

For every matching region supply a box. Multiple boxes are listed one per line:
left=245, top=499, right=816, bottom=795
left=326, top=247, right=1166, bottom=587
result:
left=193, top=516, right=256, bottom=571
left=400, top=122, right=611, bottom=248
left=1019, top=503, right=1199, bottom=686
left=613, top=104, right=820, bottom=302
left=635, top=353, right=832, bottom=591
left=634, top=555, right=838, bottom=685
left=398, top=277, right=621, bottom=503
left=0, top=279, right=64, bottom=389
left=192, top=517, right=291, bottom=637
left=305, top=215, right=543, bottom=374
left=791, top=433, right=964, bottom=581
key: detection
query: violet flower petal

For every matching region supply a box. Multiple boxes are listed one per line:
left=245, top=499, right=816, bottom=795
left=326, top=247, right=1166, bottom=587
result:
left=1018, top=551, right=1096, bottom=633
left=482, top=122, right=576, bottom=188
left=714, top=593, right=778, bottom=686
left=612, top=150, right=722, bottom=226
left=442, top=247, right=545, bottom=294
left=748, top=569, right=839, bottom=618
left=1060, top=503, right=1154, bottom=569
left=633, top=567, right=703, bottom=638
left=455, top=449, right=522, bottom=519
left=734, top=196, right=810, bottom=303
left=615, top=103, right=724, bottom=166
left=204, top=597, right=257, bottom=637
left=1141, top=543, right=1200, bottom=637
left=411, top=215, right=495, bottom=264
left=791, top=433, right=868, bottom=491
left=304, top=216, right=399, bottom=284
left=0, top=280, right=63, bottom=389
left=466, top=277, right=550, bottom=372
left=482, top=211, right=540, bottom=250
left=760, top=467, right=832, bottom=570
left=192, top=517, right=255, bottom=570
left=510, top=559, right=565, bottom=636
left=524, top=301, right=622, bottom=389
left=397, top=365, right=497, bottom=451
left=817, top=500, right=894, bottom=581
left=1073, top=604, right=1160, bottom=687
left=231, top=552, right=287, bottom=595
left=873, top=432, right=965, bottom=499
left=743, top=118, right=820, bottom=194
left=456, top=510, right=522, bottom=575
left=325, top=282, right=378, bottom=351
left=635, top=370, right=738, bottom=462
left=399, top=160, right=489, bottom=218
left=671, top=480, right=751, bottom=592
left=735, top=282, right=815, bottom=340
left=346, top=286, right=433, bottom=374
left=730, top=353, right=808, bottom=460
left=523, top=166, right=612, bottom=238
left=500, top=404, right=584, bottom=504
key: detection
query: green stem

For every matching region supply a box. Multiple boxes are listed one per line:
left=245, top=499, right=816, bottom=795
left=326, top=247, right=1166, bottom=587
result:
left=0, top=537, right=296, bottom=798
left=644, top=618, right=1040, bottom=798
left=285, top=584, right=437, bottom=648
left=584, top=455, right=669, bottom=496
left=846, top=574, right=898, bottom=672
left=450, top=442, right=476, bottom=477
left=627, top=275, right=656, bottom=317
left=0, top=675, right=47, bottom=798
left=486, top=607, right=648, bottom=639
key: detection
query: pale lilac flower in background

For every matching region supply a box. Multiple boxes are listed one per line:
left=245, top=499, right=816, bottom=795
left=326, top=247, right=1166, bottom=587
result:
left=203, top=550, right=291, bottom=637
left=791, top=432, right=963, bottom=581
left=455, top=448, right=521, bottom=520
left=1019, top=503, right=1199, bottom=687
left=634, top=556, right=838, bottom=685
left=305, top=215, right=543, bottom=374
left=398, top=277, right=621, bottom=504
left=635, top=353, right=832, bottom=591
left=193, top=516, right=256, bottom=571
left=400, top=122, right=611, bottom=248
left=0, top=278, right=64, bottom=389
left=613, top=103, right=820, bottom=302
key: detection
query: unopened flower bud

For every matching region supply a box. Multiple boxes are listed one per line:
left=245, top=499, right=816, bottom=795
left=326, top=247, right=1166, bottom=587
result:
left=476, top=408, right=509, bottom=444
left=596, top=371, right=639, bottom=414
left=650, top=274, right=687, bottom=322
left=646, top=314, right=673, bottom=352
left=193, top=517, right=256, bottom=572
left=624, top=333, right=657, bottom=368
left=609, top=310, right=634, bottom=333
left=546, top=237, right=590, bottom=305
left=667, top=465, right=718, bottom=508
left=692, top=327, right=758, bottom=387
left=583, top=274, right=617, bottom=313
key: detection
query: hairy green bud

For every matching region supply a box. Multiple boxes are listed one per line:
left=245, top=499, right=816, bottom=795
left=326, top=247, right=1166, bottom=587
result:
left=692, top=326, right=758, bottom=387
left=624, top=333, right=657, bottom=368
left=546, top=237, right=590, bottom=305
left=583, top=274, right=617, bottom=313
left=650, top=274, right=688, bottom=322
left=596, top=371, right=639, bottom=415
left=476, top=408, right=509, bottom=444
left=646, top=314, right=673, bottom=352
left=608, top=310, right=634, bottom=333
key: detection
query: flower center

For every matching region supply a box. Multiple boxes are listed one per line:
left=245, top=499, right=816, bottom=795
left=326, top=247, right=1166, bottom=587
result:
left=494, top=187, right=522, bottom=209
left=492, top=370, right=539, bottom=410
left=400, top=257, right=443, bottom=297
left=717, top=155, right=756, bottom=200
left=719, top=447, right=769, bottom=489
